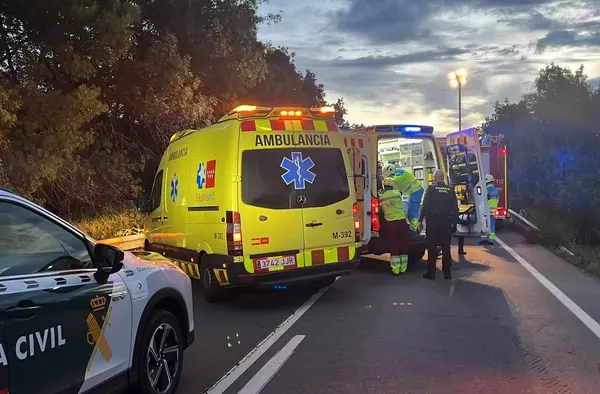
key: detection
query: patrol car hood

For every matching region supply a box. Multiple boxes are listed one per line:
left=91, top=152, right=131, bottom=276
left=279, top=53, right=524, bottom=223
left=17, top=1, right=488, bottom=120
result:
left=122, top=250, right=181, bottom=271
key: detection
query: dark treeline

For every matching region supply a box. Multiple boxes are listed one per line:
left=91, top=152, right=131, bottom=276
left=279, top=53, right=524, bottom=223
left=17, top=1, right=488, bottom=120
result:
left=483, top=63, right=600, bottom=262
left=0, top=0, right=350, bottom=219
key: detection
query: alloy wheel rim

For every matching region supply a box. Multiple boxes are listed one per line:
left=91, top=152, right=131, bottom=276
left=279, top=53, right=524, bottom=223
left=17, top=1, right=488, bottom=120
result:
left=146, top=322, right=179, bottom=394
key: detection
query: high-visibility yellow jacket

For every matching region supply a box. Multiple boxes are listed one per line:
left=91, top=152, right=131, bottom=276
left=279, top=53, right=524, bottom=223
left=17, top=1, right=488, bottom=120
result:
left=379, top=188, right=407, bottom=222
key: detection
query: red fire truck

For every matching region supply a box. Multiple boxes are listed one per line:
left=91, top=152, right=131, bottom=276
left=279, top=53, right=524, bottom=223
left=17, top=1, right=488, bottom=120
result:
left=480, top=134, right=509, bottom=221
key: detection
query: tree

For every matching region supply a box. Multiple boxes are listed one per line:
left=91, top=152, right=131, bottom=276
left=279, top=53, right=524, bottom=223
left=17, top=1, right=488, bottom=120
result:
left=484, top=63, right=600, bottom=245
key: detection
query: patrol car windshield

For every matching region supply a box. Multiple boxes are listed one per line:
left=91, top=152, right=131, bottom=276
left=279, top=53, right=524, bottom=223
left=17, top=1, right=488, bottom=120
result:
left=378, top=137, right=440, bottom=187
left=242, top=148, right=350, bottom=209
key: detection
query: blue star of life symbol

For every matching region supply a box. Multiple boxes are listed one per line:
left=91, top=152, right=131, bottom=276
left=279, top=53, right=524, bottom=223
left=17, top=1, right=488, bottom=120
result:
left=170, top=173, right=178, bottom=202
left=196, top=162, right=206, bottom=189
left=280, top=152, right=316, bottom=190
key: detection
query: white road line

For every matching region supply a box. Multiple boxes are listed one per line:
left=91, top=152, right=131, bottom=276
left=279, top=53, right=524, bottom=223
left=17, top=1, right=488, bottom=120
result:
left=205, top=280, right=337, bottom=394
left=496, top=236, right=600, bottom=340
left=238, top=335, right=305, bottom=394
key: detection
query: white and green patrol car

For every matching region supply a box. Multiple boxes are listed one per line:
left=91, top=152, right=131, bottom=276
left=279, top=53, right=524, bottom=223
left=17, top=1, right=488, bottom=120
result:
left=0, top=187, right=194, bottom=394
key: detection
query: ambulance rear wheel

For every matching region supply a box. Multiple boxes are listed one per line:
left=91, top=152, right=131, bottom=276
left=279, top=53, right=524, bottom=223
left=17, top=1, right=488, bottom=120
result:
left=199, top=258, right=226, bottom=303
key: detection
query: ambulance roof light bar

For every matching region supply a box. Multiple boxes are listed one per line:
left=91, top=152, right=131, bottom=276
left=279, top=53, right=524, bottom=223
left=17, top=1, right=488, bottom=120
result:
left=223, top=105, right=336, bottom=120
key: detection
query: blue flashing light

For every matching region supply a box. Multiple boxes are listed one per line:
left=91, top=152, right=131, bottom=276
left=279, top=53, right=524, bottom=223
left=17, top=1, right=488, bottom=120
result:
left=273, top=285, right=288, bottom=290
left=375, top=125, right=434, bottom=134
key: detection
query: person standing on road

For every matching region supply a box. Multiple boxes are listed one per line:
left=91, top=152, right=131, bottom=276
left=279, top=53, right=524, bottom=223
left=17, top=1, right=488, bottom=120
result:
left=389, top=167, right=424, bottom=235
left=479, top=174, right=499, bottom=245
left=418, top=170, right=459, bottom=280
left=379, top=167, right=409, bottom=275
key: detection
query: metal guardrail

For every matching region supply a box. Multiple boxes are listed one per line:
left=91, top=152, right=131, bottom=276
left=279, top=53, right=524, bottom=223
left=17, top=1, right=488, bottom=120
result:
left=99, top=234, right=144, bottom=251
left=508, top=209, right=574, bottom=256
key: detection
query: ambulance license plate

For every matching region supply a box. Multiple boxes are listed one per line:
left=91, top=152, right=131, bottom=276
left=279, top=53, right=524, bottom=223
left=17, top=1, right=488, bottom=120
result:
left=256, top=256, right=296, bottom=270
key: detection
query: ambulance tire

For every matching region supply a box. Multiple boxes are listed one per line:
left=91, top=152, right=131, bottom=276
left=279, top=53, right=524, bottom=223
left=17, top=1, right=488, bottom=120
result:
left=199, top=256, right=227, bottom=303
left=408, top=246, right=426, bottom=266
left=133, top=310, right=184, bottom=394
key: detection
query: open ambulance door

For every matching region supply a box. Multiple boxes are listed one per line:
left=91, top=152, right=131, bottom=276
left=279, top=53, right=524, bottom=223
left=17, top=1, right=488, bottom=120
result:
left=347, top=144, right=371, bottom=246
left=445, top=128, right=490, bottom=237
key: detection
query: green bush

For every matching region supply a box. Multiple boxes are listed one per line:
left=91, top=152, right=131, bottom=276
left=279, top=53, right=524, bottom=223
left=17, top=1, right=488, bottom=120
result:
left=73, top=211, right=145, bottom=241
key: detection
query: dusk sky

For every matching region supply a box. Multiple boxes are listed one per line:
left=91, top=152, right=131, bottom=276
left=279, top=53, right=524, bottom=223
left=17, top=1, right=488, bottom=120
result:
left=257, top=0, right=600, bottom=135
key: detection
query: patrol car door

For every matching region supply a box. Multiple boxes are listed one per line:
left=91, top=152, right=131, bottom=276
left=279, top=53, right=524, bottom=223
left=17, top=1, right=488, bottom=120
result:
left=0, top=199, right=132, bottom=394
left=446, top=143, right=490, bottom=236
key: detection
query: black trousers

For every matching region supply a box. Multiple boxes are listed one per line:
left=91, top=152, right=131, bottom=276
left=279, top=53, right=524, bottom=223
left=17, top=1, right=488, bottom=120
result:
left=426, top=218, right=452, bottom=274
left=458, top=236, right=465, bottom=252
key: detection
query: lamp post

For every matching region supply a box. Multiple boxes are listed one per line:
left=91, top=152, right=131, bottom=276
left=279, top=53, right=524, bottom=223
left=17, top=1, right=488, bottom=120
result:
left=448, top=68, right=467, bottom=130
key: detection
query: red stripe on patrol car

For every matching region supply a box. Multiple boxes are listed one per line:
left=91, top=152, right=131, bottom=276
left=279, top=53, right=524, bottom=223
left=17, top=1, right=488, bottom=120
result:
left=311, top=249, right=325, bottom=265
left=241, top=120, right=256, bottom=132
left=270, top=119, right=286, bottom=131
left=337, top=246, right=350, bottom=262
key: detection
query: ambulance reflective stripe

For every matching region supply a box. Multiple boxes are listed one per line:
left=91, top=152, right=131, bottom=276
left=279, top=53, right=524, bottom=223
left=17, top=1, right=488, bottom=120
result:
left=400, top=178, right=421, bottom=194
left=243, top=244, right=356, bottom=273
left=344, top=137, right=364, bottom=148
left=171, top=260, right=200, bottom=279
left=240, top=119, right=339, bottom=132
left=304, top=245, right=355, bottom=267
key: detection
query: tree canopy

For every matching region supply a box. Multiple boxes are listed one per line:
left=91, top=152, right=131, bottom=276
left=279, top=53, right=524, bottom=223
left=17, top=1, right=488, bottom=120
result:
left=483, top=63, right=600, bottom=246
left=0, top=0, right=347, bottom=218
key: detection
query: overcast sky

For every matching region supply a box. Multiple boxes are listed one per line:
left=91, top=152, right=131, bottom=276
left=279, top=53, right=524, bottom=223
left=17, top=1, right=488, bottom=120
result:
left=257, top=0, right=600, bottom=135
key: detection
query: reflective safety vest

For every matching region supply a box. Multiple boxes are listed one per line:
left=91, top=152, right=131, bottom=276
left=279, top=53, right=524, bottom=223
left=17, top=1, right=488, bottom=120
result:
left=393, top=169, right=423, bottom=195
left=487, top=184, right=499, bottom=214
left=379, top=189, right=407, bottom=222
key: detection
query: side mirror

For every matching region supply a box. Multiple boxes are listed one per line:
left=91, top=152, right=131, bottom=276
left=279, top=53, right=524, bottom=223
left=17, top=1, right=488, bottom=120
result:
left=93, top=243, right=125, bottom=284
left=137, top=194, right=150, bottom=213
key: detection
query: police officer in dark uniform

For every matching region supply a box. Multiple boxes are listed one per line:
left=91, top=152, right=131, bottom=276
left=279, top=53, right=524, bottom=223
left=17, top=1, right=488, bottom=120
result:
left=417, top=170, right=459, bottom=280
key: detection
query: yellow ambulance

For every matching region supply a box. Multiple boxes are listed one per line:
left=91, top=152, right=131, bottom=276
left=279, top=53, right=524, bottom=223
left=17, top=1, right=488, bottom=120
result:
left=139, top=105, right=361, bottom=301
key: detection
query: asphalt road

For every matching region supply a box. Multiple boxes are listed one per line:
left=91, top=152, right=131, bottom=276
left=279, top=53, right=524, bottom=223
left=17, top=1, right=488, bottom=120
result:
left=178, top=228, right=600, bottom=394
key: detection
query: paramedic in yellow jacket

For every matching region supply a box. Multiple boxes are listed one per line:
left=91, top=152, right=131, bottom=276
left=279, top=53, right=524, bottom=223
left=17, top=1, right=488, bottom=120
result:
left=382, top=164, right=425, bottom=234
left=379, top=179, right=409, bottom=274
left=480, top=174, right=499, bottom=245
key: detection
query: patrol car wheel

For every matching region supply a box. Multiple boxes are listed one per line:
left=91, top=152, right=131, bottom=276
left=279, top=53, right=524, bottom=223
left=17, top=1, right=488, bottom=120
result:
left=135, top=310, right=183, bottom=394
left=199, top=261, right=226, bottom=303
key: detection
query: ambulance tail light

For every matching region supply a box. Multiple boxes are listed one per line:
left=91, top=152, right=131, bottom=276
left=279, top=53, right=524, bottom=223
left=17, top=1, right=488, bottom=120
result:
left=226, top=211, right=243, bottom=256
left=371, top=198, right=380, bottom=232
left=353, top=202, right=361, bottom=242
left=495, top=208, right=507, bottom=217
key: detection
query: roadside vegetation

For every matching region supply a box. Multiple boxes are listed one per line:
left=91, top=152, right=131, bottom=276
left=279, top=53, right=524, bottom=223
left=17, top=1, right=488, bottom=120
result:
left=0, top=0, right=359, bottom=239
left=483, top=63, right=600, bottom=277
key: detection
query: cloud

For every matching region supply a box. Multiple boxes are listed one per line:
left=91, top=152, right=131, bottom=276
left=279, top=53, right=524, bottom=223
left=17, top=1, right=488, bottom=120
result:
left=536, top=30, right=600, bottom=52
left=258, top=0, right=600, bottom=133
left=322, top=48, right=470, bottom=68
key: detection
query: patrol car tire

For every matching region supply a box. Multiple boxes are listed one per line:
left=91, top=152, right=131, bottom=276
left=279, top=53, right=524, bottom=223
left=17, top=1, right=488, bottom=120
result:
left=199, top=258, right=226, bottom=303
left=134, top=310, right=183, bottom=394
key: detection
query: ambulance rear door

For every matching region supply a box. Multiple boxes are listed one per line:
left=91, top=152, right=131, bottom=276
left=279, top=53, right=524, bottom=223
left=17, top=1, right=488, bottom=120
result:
left=343, top=131, right=371, bottom=246
left=446, top=127, right=490, bottom=236
left=237, top=118, right=306, bottom=274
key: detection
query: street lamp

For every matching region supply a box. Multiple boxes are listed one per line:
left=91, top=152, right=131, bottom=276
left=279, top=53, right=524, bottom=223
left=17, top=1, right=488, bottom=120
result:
left=448, top=68, right=468, bottom=130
